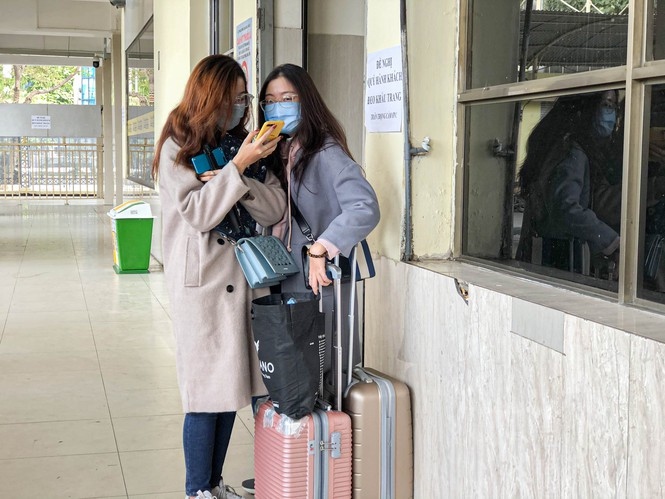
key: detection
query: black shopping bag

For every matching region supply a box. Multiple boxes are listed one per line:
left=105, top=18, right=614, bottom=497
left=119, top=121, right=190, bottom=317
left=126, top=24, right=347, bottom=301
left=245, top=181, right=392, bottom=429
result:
left=251, top=292, right=325, bottom=419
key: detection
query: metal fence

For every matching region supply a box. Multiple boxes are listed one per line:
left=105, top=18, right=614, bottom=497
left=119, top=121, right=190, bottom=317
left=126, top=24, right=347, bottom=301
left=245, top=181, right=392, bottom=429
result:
left=0, top=137, right=101, bottom=198
left=128, top=137, right=155, bottom=188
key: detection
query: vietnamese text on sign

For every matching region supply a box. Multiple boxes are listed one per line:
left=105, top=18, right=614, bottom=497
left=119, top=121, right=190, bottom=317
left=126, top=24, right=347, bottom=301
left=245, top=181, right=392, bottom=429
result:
left=365, top=46, right=403, bottom=133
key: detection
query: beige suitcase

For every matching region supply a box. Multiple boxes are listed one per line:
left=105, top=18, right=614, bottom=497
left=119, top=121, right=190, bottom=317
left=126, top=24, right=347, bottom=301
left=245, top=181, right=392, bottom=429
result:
left=337, top=246, right=414, bottom=498
left=343, top=367, right=413, bottom=499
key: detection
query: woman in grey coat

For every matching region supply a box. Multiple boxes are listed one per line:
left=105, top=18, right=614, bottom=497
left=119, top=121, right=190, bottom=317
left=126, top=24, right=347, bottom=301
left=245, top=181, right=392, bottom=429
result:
left=259, top=63, right=380, bottom=396
left=516, top=90, right=621, bottom=274
left=152, top=55, right=285, bottom=499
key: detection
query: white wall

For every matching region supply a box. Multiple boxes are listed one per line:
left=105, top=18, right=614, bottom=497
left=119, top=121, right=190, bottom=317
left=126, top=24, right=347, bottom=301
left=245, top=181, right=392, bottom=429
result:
left=153, top=0, right=209, bottom=138
left=307, top=0, right=365, bottom=161
left=124, top=0, right=154, bottom=49
left=0, top=103, right=101, bottom=137
left=404, top=0, right=458, bottom=259
left=274, top=0, right=304, bottom=66
left=308, top=0, right=364, bottom=36
left=364, top=1, right=403, bottom=261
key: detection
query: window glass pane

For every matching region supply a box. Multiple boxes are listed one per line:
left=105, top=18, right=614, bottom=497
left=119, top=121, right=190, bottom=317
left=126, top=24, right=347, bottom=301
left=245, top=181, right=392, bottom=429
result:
left=639, top=83, right=665, bottom=302
left=126, top=19, right=154, bottom=189
left=464, top=89, right=624, bottom=291
left=651, top=2, right=665, bottom=60
left=468, top=0, right=628, bottom=89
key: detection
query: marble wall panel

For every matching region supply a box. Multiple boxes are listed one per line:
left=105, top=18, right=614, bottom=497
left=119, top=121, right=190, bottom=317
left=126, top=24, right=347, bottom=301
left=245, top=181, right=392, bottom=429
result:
left=560, top=317, right=630, bottom=498
left=365, top=259, right=472, bottom=498
left=627, top=335, right=665, bottom=497
left=464, top=285, right=514, bottom=497
left=508, top=333, right=564, bottom=499
left=364, top=258, right=645, bottom=497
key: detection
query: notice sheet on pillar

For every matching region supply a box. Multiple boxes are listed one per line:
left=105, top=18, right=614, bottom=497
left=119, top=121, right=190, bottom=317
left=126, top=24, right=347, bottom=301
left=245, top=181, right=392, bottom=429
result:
left=236, top=18, right=253, bottom=94
left=365, top=46, right=403, bottom=133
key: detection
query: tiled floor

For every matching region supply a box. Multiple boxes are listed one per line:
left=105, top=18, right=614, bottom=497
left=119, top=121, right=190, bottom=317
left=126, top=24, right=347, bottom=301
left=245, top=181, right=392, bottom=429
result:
left=0, top=200, right=255, bottom=499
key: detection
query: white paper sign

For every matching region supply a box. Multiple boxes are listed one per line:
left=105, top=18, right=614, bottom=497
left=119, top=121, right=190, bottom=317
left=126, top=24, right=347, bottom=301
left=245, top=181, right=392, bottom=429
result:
left=236, top=18, right=253, bottom=93
left=31, top=115, right=51, bottom=130
left=365, top=46, right=403, bottom=133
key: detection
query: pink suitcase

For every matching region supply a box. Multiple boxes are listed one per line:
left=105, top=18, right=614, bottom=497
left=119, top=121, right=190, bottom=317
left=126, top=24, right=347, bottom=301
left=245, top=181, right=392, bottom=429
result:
left=254, top=401, right=352, bottom=498
left=254, top=264, right=352, bottom=499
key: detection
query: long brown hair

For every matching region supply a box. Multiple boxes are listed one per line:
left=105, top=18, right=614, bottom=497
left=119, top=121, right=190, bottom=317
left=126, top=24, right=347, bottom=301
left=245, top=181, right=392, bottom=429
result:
left=152, top=55, right=247, bottom=179
left=257, top=64, right=353, bottom=183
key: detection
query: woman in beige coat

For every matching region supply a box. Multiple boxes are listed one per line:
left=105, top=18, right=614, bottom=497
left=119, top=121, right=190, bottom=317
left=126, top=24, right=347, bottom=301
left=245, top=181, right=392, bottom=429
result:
left=152, top=55, right=285, bottom=499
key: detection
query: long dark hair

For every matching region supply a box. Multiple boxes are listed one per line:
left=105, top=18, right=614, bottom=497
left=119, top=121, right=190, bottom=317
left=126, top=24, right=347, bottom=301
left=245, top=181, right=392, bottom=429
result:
left=258, top=64, right=353, bottom=183
left=152, top=55, right=248, bottom=179
left=519, top=90, right=617, bottom=198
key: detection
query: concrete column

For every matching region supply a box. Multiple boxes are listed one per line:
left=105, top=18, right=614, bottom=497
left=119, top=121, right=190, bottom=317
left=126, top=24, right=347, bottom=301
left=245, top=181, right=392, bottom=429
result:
left=111, top=33, right=123, bottom=205
left=102, top=53, right=114, bottom=205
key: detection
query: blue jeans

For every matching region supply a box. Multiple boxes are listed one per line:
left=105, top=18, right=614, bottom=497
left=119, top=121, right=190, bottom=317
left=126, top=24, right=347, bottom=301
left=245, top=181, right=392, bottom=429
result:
left=183, top=412, right=236, bottom=496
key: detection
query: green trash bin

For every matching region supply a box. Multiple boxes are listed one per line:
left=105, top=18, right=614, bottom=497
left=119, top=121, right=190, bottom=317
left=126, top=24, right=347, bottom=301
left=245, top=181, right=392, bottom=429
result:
left=108, top=200, right=155, bottom=274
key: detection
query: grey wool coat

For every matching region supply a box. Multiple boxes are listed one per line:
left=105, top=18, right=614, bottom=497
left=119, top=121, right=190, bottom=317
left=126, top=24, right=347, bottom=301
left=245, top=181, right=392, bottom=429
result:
left=158, top=137, right=286, bottom=413
left=280, top=141, right=380, bottom=374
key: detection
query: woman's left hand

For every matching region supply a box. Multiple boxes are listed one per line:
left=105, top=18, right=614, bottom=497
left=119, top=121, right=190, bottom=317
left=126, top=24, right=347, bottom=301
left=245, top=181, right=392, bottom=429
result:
left=198, top=170, right=217, bottom=182
left=308, top=243, right=332, bottom=295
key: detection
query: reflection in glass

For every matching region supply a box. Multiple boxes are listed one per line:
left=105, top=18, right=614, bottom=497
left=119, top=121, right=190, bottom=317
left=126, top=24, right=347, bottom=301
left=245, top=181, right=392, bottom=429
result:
left=651, top=2, right=665, bottom=60
left=468, top=0, right=628, bottom=88
left=464, top=89, right=625, bottom=291
left=126, top=18, right=154, bottom=188
left=639, top=84, right=665, bottom=300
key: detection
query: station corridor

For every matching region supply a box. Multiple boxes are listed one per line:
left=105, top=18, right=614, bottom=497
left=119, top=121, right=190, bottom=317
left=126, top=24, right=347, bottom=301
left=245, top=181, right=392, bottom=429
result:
left=0, top=199, right=254, bottom=499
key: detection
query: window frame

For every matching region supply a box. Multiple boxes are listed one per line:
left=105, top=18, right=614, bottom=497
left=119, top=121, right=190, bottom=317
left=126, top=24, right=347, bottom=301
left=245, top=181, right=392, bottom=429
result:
left=456, top=0, right=665, bottom=311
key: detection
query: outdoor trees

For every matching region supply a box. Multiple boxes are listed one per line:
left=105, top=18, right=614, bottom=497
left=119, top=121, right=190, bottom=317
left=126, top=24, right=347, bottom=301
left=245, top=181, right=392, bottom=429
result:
left=1, top=65, right=79, bottom=104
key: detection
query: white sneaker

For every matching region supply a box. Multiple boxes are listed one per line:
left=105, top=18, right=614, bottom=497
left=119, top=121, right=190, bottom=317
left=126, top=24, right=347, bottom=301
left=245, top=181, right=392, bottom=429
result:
left=186, top=491, right=216, bottom=499
left=212, top=479, right=242, bottom=499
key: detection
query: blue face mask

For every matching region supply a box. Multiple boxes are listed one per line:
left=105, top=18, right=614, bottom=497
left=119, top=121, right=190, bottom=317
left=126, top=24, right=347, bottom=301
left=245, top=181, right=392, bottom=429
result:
left=594, top=107, right=616, bottom=138
left=219, top=104, right=246, bottom=131
left=264, top=102, right=301, bottom=136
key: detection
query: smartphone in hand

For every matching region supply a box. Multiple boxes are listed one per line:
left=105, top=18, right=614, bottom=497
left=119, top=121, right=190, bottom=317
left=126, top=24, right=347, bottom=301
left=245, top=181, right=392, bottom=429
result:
left=255, top=120, right=284, bottom=142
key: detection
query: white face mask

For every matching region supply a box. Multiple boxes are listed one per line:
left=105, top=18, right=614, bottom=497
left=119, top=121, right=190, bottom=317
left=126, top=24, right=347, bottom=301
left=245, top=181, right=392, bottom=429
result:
left=219, top=104, right=246, bottom=130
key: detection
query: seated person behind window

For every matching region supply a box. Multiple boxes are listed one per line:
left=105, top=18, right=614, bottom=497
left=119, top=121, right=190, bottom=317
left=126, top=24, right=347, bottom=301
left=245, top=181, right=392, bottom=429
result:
left=516, top=91, right=621, bottom=274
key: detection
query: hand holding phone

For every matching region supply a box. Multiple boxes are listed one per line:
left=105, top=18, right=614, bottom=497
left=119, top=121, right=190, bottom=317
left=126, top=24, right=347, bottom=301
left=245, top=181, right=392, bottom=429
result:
left=234, top=123, right=283, bottom=173
left=255, top=120, right=284, bottom=142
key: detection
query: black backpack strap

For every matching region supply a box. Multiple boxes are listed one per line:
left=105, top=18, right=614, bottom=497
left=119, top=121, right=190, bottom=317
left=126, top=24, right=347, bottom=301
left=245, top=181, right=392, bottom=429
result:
left=290, top=198, right=315, bottom=243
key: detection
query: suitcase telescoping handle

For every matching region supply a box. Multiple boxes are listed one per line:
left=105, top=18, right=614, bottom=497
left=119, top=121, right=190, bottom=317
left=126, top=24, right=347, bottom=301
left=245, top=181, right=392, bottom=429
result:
left=346, top=246, right=358, bottom=391
left=327, top=244, right=360, bottom=410
left=326, top=262, right=344, bottom=410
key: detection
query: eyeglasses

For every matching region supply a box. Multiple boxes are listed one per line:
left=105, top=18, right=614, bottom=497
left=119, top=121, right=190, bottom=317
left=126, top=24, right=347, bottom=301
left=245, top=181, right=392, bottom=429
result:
left=600, top=101, right=619, bottom=111
left=259, top=94, right=299, bottom=111
left=234, top=93, right=254, bottom=108
left=599, top=92, right=619, bottom=111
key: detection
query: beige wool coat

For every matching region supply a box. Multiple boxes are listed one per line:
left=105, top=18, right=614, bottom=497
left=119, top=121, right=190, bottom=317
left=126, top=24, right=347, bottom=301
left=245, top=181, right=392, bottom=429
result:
left=158, top=137, right=286, bottom=413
